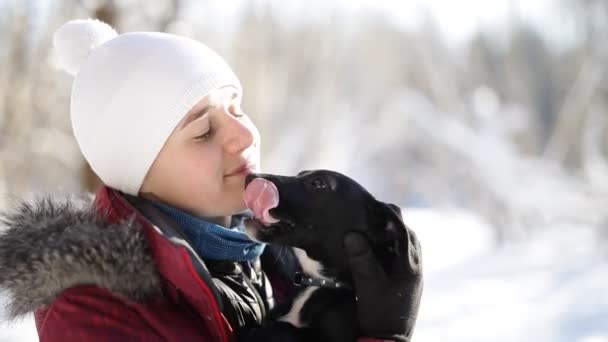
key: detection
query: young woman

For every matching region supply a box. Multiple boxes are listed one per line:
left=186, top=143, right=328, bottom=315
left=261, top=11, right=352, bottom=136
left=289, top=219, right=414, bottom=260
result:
left=0, top=19, right=419, bottom=341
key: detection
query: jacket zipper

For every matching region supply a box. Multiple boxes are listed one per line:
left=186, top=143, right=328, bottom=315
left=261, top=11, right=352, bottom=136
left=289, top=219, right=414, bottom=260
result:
left=240, top=263, right=267, bottom=321
left=181, top=248, right=230, bottom=342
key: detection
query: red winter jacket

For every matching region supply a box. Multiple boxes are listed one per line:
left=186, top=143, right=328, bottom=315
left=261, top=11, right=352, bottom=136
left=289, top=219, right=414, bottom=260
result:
left=0, top=186, right=391, bottom=341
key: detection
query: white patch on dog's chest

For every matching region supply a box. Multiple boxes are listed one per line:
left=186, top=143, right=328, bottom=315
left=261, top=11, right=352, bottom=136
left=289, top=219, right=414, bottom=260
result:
left=277, top=248, right=327, bottom=328
left=292, top=247, right=326, bottom=279
left=278, top=286, right=318, bottom=328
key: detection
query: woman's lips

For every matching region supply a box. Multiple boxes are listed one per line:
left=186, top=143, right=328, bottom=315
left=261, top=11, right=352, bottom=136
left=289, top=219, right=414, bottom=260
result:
left=225, top=163, right=256, bottom=177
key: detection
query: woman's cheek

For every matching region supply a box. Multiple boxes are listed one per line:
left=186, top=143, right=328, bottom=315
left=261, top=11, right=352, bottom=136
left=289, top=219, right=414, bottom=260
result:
left=198, top=149, right=224, bottom=183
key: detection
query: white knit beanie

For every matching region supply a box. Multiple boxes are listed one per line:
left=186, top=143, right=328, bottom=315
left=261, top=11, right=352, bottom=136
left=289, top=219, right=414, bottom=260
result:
left=53, top=19, right=242, bottom=195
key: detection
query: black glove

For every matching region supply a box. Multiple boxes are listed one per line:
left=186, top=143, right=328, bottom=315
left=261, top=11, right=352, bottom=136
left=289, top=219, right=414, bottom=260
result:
left=343, top=230, right=423, bottom=341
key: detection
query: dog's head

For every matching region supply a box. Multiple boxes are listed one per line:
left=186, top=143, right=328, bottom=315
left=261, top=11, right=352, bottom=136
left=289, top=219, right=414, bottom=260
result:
left=243, top=170, right=418, bottom=279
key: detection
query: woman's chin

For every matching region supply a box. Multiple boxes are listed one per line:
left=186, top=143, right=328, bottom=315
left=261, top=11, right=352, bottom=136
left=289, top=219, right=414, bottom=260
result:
left=232, top=198, right=249, bottom=214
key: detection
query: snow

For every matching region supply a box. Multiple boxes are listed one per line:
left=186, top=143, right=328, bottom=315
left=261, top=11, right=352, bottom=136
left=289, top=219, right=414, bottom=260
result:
left=1, top=207, right=605, bottom=341
left=408, top=208, right=608, bottom=342
left=0, top=315, right=37, bottom=342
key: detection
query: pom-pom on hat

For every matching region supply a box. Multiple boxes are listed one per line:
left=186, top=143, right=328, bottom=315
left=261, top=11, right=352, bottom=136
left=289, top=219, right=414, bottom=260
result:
left=53, top=19, right=242, bottom=195
left=53, top=19, right=118, bottom=76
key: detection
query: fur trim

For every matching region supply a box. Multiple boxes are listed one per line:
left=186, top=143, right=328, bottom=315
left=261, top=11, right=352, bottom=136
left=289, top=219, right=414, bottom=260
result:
left=0, top=195, right=160, bottom=320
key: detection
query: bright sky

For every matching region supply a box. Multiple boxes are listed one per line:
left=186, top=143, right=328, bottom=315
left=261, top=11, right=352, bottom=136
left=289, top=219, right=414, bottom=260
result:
left=329, top=0, right=577, bottom=49
left=30, top=0, right=577, bottom=45
left=187, top=0, right=579, bottom=51
left=27, top=0, right=578, bottom=52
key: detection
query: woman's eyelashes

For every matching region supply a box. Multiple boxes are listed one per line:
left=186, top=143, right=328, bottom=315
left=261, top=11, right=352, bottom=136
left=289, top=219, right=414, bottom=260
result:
left=228, top=102, right=247, bottom=118
left=194, top=126, right=214, bottom=141
left=193, top=108, right=246, bottom=141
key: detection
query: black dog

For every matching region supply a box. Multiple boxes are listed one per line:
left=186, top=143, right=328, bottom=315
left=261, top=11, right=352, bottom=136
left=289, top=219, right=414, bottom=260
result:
left=242, top=170, right=422, bottom=342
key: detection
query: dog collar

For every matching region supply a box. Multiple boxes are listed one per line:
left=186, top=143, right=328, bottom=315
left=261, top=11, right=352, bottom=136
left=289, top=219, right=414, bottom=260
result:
left=293, top=272, right=354, bottom=291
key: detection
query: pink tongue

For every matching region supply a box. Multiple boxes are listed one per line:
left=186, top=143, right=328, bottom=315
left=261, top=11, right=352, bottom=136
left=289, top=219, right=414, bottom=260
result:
left=244, top=178, right=280, bottom=225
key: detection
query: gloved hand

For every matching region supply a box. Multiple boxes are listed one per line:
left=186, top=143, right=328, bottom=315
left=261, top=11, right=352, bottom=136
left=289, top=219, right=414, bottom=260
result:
left=343, top=229, right=423, bottom=341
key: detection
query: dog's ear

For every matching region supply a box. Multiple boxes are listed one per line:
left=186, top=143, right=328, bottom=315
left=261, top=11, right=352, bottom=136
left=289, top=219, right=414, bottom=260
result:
left=386, top=203, right=403, bottom=220
left=372, top=201, right=421, bottom=273
left=297, top=170, right=313, bottom=177
left=381, top=203, right=406, bottom=240
left=368, top=201, right=406, bottom=240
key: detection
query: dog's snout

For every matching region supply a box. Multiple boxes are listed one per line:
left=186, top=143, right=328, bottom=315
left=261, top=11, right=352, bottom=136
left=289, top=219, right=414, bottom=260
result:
left=245, top=173, right=266, bottom=187
left=245, top=173, right=260, bottom=186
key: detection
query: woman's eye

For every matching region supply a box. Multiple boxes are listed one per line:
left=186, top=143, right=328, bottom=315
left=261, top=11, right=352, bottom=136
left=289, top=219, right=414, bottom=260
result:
left=229, top=103, right=246, bottom=119
left=232, top=109, right=246, bottom=118
left=194, top=128, right=214, bottom=141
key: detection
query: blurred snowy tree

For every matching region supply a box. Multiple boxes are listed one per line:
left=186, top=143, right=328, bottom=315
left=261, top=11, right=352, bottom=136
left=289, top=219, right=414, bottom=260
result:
left=0, top=0, right=605, bottom=240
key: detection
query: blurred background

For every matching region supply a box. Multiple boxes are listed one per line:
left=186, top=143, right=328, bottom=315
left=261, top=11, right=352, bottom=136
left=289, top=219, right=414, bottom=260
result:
left=1, top=0, right=607, bottom=341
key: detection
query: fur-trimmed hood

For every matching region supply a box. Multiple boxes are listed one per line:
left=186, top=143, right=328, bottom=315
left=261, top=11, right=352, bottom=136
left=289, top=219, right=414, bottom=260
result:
left=0, top=196, right=160, bottom=320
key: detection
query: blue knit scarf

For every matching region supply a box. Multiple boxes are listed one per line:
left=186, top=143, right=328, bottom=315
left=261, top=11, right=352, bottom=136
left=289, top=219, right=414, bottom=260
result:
left=153, top=202, right=265, bottom=261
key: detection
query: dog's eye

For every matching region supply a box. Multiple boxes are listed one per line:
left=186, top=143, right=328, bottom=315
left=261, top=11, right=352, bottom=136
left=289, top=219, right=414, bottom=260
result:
left=310, top=178, right=328, bottom=190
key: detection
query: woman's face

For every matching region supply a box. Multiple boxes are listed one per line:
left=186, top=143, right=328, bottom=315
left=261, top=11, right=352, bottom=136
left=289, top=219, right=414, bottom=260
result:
left=139, top=86, right=261, bottom=218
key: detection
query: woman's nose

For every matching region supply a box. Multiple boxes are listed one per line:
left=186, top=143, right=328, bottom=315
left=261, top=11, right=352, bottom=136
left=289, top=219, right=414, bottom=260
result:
left=221, top=112, right=255, bottom=155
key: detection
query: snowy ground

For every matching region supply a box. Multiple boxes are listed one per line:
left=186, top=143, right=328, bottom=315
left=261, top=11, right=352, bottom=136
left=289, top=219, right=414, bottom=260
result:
left=1, top=208, right=607, bottom=341
left=409, top=208, right=608, bottom=342
left=0, top=315, right=36, bottom=342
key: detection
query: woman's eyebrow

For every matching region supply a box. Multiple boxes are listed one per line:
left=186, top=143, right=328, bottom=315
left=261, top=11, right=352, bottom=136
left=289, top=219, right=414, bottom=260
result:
left=180, top=91, right=239, bottom=130
left=180, top=104, right=212, bottom=130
